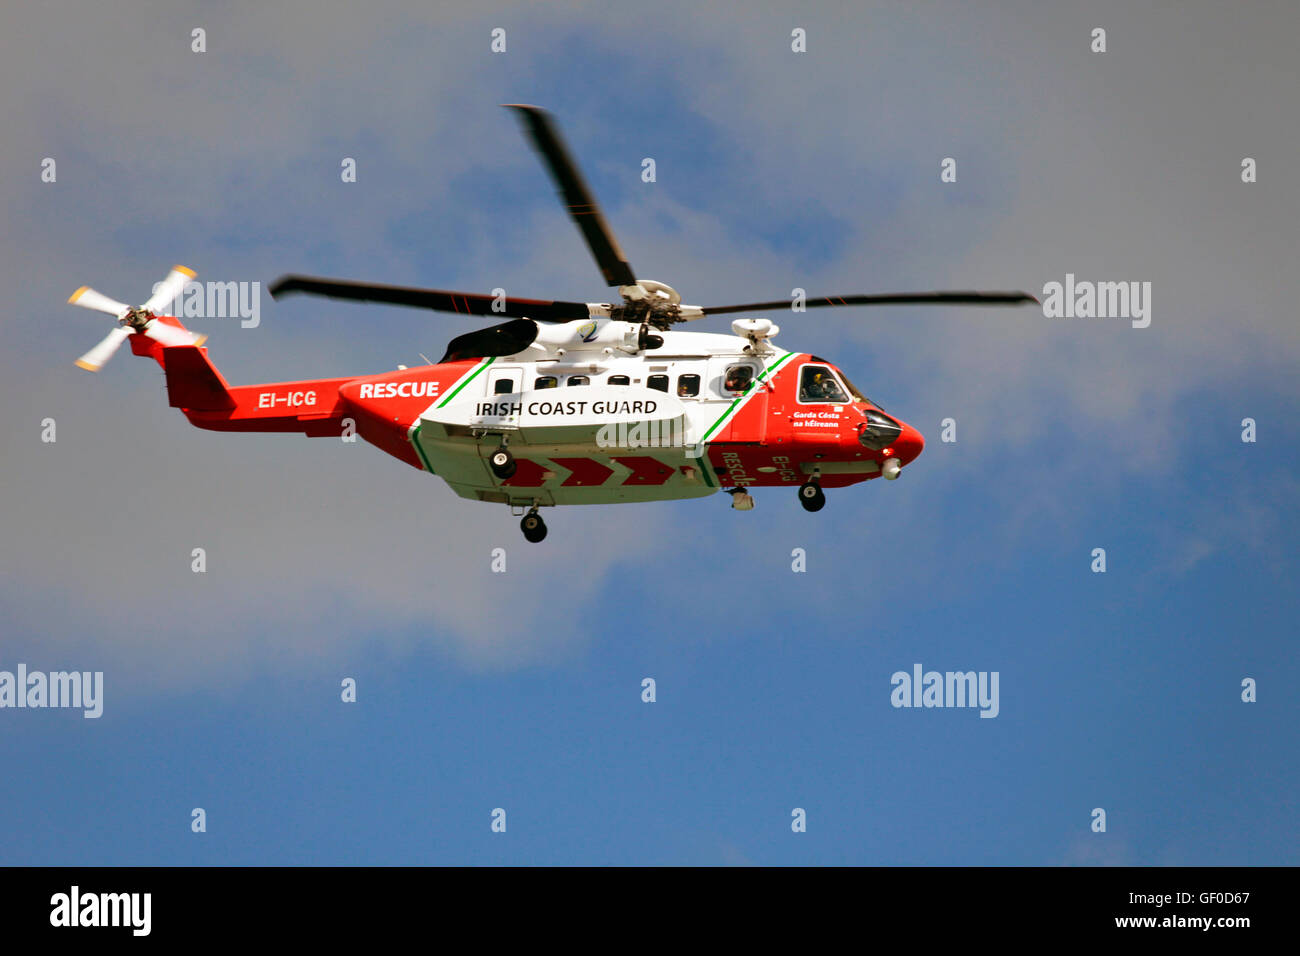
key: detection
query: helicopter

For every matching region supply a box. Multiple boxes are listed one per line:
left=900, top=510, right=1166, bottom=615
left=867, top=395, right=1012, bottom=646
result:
left=67, top=105, right=1036, bottom=542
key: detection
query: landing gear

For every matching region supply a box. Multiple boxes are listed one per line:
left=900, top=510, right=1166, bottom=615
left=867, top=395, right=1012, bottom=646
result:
left=798, top=466, right=826, bottom=512
left=489, top=443, right=516, bottom=480
left=798, top=481, right=825, bottom=512
left=520, top=508, right=547, bottom=543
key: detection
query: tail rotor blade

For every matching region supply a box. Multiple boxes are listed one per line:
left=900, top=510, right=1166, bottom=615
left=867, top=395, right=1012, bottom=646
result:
left=142, top=265, right=196, bottom=315
left=144, top=319, right=205, bottom=348
left=75, top=326, right=133, bottom=372
left=68, top=287, right=131, bottom=319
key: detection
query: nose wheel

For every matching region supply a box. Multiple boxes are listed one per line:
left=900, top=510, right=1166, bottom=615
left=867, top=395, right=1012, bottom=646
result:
left=520, top=507, right=547, bottom=543
left=798, top=480, right=825, bottom=512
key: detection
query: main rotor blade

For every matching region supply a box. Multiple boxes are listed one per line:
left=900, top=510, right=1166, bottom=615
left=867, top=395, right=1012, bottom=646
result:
left=505, top=104, right=636, bottom=288
left=268, top=275, right=591, bottom=322
left=699, top=291, right=1040, bottom=317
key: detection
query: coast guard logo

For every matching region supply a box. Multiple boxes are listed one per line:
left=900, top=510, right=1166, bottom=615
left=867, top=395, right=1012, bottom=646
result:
left=577, top=320, right=598, bottom=342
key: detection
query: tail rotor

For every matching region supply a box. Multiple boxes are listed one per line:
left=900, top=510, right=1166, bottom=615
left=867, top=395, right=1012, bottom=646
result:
left=69, top=265, right=206, bottom=371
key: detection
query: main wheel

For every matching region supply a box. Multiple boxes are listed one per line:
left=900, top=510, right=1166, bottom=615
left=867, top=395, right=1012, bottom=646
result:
left=798, top=482, right=825, bottom=512
left=490, top=447, right=516, bottom=480
left=520, top=512, right=547, bottom=543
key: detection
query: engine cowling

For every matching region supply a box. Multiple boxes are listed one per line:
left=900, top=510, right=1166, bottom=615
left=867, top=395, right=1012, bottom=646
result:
left=532, top=318, right=639, bottom=354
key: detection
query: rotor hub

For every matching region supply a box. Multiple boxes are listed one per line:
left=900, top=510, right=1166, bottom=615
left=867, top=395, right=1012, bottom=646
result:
left=611, top=280, right=684, bottom=328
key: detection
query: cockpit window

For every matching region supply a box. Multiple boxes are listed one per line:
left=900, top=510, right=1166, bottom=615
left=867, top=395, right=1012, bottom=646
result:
left=835, top=369, right=874, bottom=405
left=798, top=364, right=849, bottom=403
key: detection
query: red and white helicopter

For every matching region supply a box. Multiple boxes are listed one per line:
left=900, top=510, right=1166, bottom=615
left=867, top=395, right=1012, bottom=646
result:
left=68, top=105, right=1035, bottom=542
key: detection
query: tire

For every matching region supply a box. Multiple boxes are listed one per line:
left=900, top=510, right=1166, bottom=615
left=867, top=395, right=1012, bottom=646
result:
left=490, top=448, right=516, bottom=480
left=798, top=483, right=825, bottom=512
left=520, top=513, right=547, bottom=542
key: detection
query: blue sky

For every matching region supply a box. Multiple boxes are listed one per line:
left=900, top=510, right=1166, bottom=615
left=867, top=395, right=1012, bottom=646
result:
left=1, top=1, right=1297, bottom=864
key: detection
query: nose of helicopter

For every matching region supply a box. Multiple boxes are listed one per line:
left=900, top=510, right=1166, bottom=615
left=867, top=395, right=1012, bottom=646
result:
left=893, top=422, right=925, bottom=464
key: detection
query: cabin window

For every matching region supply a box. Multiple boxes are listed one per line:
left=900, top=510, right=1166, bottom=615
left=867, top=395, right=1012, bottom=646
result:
left=534, top=375, right=558, bottom=389
left=567, top=375, right=589, bottom=386
left=647, top=374, right=669, bottom=392
left=798, top=364, right=849, bottom=403
left=493, top=378, right=515, bottom=394
left=676, top=374, right=700, bottom=398
left=608, top=375, right=630, bottom=386
left=724, top=365, right=755, bottom=394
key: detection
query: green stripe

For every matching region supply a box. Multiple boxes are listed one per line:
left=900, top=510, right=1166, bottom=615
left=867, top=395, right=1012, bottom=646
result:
left=699, top=350, right=794, bottom=444
left=409, top=424, right=436, bottom=473
left=416, top=357, right=494, bottom=472
left=697, top=453, right=716, bottom=487
left=437, top=356, right=495, bottom=408
left=699, top=396, right=746, bottom=445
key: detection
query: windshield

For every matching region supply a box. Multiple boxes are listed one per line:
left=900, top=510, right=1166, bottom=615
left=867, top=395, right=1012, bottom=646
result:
left=835, top=369, right=876, bottom=407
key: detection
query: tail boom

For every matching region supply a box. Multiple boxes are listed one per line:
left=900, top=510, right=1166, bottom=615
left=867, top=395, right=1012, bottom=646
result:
left=132, top=325, right=353, bottom=437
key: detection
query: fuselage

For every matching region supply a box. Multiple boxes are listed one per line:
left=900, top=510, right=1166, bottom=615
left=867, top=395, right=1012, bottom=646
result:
left=311, top=321, right=925, bottom=506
